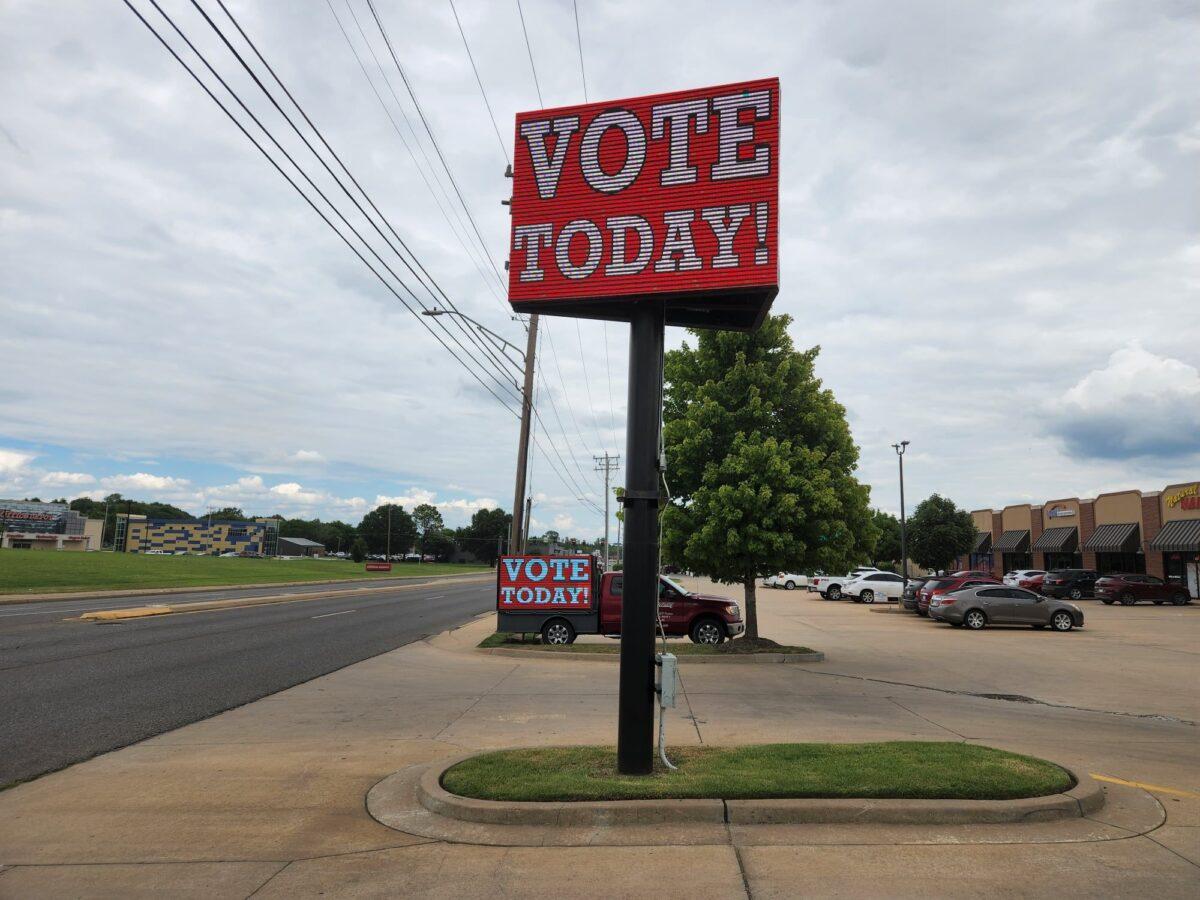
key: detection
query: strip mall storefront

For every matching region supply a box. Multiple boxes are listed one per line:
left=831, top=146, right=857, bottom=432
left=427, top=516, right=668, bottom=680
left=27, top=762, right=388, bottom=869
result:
left=957, top=481, right=1200, bottom=597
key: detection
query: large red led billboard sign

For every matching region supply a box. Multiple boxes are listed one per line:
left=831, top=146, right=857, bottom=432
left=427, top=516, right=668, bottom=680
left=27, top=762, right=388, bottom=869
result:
left=508, top=78, right=779, bottom=330
left=496, top=555, right=595, bottom=611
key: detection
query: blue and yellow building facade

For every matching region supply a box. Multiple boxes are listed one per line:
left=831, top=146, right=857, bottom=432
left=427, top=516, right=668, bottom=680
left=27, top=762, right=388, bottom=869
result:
left=115, top=515, right=279, bottom=556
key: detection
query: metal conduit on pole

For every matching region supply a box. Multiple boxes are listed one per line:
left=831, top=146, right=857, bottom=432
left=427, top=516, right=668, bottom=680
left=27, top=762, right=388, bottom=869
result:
left=617, top=299, right=664, bottom=774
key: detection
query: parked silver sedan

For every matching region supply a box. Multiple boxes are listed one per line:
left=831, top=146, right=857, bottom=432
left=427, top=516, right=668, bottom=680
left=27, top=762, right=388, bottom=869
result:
left=929, top=585, right=1084, bottom=631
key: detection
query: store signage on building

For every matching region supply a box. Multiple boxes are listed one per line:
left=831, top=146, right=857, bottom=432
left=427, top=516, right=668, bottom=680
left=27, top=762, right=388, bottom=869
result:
left=497, top=555, right=594, bottom=610
left=1048, top=506, right=1076, bottom=518
left=1165, top=484, right=1199, bottom=510
left=508, top=78, right=780, bottom=327
left=0, top=500, right=68, bottom=534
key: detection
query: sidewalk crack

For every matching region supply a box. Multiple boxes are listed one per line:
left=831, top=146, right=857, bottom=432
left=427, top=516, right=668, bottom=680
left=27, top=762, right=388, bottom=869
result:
left=431, top=663, right=521, bottom=742
left=245, top=860, right=291, bottom=899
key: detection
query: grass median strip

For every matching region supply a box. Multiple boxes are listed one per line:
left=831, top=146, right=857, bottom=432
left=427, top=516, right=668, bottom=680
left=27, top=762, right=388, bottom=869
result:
left=441, top=743, right=1073, bottom=802
left=477, top=633, right=816, bottom=655
left=0, top=553, right=488, bottom=595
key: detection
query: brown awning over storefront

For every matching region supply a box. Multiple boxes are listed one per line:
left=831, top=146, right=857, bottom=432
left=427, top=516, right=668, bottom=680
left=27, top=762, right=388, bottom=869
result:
left=972, top=532, right=992, bottom=553
left=1149, top=520, right=1200, bottom=552
left=1083, top=523, right=1140, bottom=553
left=993, top=530, right=1030, bottom=552
left=1033, top=526, right=1078, bottom=552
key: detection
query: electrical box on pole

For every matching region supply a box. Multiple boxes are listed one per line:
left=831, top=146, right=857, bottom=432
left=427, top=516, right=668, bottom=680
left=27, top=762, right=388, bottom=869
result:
left=507, top=77, right=780, bottom=774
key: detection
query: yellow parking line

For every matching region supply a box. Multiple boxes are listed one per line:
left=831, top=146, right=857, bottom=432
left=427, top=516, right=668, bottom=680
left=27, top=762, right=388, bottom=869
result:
left=1091, top=774, right=1200, bottom=799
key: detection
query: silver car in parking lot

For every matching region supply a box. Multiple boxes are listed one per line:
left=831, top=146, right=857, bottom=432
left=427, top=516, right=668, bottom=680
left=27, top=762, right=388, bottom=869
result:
left=929, top=585, right=1084, bottom=631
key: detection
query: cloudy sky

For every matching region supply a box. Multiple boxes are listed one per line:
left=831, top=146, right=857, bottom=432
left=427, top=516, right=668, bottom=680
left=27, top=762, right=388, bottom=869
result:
left=1, top=0, right=1197, bottom=537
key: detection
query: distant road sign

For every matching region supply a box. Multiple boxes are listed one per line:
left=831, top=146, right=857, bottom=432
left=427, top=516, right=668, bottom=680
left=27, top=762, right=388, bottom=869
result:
left=508, top=78, right=780, bottom=330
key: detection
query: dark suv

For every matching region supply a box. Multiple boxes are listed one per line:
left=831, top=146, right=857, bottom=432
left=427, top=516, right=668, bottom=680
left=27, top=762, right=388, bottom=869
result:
left=1041, top=569, right=1098, bottom=600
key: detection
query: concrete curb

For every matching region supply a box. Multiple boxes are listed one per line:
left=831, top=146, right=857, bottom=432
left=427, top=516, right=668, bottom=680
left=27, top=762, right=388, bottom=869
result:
left=76, top=574, right=492, bottom=621
left=476, top=647, right=825, bottom=664
left=418, top=752, right=1104, bottom=826
left=0, top=570, right=491, bottom=605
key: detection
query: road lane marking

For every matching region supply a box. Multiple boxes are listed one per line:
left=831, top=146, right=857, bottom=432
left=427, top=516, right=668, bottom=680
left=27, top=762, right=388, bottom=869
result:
left=425, top=595, right=445, bottom=600
left=311, top=609, right=358, bottom=619
left=1091, top=774, right=1200, bottom=798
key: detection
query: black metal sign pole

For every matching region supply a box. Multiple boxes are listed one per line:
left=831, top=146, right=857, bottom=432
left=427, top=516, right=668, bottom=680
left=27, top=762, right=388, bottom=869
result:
left=617, top=299, right=665, bottom=775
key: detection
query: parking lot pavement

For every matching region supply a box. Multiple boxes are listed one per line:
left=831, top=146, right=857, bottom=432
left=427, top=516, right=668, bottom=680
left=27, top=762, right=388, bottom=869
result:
left=0, top=588, right=1196, bottom=897
left=740, top=579, right=1200, bottom=723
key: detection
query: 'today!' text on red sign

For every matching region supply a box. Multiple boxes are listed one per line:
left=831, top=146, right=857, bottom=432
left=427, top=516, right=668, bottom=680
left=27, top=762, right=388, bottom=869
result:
left=496, top=555, right=595, bottom=611
left=508, top=78, right=779, bottom=329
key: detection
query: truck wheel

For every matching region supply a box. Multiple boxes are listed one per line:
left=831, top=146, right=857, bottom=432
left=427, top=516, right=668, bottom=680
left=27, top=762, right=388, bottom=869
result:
left=690, top=617, right=725, bottom=645
left=827, top=585, right=842, bottom=600
left=541, top=618, right=576, bottom=645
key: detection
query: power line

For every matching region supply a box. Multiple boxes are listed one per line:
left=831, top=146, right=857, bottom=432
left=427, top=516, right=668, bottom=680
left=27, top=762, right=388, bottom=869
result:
left=330, top=0, right=507, bottom=311
left=202, top=0, right=520, bottom=391
left=514, top=0, right=543, bottom=106
left=363, top=0, right=508, bottom=289
left=447, top=0, right=510, bottom=166
left=120, top=0, right=522, bottom=420
left=572, top=0, right=588, bottom=102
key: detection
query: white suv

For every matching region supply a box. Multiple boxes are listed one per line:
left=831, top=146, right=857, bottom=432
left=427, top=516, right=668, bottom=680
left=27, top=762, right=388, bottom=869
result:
left=764, top=572, right=809, bottom=590
left=848, top=571, right=906, bottom=604
left=818, top=567, right=883, bottom=600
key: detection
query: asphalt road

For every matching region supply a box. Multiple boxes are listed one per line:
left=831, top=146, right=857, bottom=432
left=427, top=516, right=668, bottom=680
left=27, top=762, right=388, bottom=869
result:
left=0, top=576, right=493, bottom=787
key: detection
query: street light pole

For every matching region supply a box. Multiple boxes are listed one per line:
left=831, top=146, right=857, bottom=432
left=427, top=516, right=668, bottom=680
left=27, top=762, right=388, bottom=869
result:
left=422, top=307, right=535, bottom=555
left=892, top=441, right=910, bottom=589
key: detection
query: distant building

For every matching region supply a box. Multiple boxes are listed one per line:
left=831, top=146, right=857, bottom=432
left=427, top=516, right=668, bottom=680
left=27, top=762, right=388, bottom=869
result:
left=114, top=514, right=279, bottom=557
left=277, top=536, right=325, bottom=557
left=0, top=499, right=102, bottom=551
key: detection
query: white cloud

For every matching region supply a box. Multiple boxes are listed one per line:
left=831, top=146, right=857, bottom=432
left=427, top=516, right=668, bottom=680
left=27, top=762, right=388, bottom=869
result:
left=40, top=471, right=96, bottom=486
left=102, top=472, right=191, bottom=492
left=0, top=449, right=35, bottom=474
left=1045, top=344, right=1200, bottom=460
left=288, top=449, right=325, bottom=464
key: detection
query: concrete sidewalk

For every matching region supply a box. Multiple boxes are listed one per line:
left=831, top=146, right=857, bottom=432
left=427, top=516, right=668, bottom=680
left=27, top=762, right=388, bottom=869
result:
left=0, top=592, right=1196, bottom=898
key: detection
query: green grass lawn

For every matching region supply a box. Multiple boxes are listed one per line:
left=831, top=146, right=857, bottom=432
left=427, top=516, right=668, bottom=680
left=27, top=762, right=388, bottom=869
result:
left=0, top=552, right=489, bottom=595
left=477, top=632, right=815, bottom=655
left=441, top=743, right=1072, bottom=802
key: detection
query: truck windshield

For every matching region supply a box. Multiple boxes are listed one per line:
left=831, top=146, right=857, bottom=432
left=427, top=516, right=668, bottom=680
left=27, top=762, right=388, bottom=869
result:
left=660, top=575, right=688, bottom=595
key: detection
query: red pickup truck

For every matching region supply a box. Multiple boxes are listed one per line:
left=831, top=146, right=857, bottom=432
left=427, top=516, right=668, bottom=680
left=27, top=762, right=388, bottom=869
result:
left=497, top=566, right=745, bottom=646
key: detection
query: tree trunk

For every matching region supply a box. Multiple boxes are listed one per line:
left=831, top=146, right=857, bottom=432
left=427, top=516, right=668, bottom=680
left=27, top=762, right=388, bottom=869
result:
left=743, top=573, right=759, bottom=641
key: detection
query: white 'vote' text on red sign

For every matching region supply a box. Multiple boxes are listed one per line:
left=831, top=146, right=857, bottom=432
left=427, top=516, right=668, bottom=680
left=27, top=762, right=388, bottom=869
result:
left=508, top=78, right=780, bottom=320
left=496, top=554, right=594, bottom=610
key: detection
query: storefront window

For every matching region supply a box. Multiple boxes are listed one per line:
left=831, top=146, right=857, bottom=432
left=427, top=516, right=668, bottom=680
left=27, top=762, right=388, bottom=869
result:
left=1044, top=552, right=1082, bottom=571
left=969, top=552, right=993, bottom=571
left=1164, top=551, right=1199, bottom=585
left=1096, top=552, right=1144, bottom=575
left=1002, top=552, right=1031, bottom=572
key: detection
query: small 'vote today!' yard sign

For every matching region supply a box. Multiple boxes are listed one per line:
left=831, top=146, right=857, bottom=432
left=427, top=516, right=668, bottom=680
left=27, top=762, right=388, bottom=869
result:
left=496, top=555, right=595, bottom=610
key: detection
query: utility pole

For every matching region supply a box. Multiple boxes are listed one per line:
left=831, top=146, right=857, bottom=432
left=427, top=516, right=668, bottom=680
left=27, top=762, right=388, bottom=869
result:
left=594, top=452, right=620, bottom=572
left=386, top=504, right=392, bottom=561
left=510, top=314, right=538, bottom=554
left=419, top=307, right=536, bottom=557
left=892, top=441, right=910, bottom=590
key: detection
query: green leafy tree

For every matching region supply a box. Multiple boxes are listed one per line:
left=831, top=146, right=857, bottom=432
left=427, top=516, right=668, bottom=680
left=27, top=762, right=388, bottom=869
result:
left=907, top=494, right=976, bottom=573
left=661, top=314, right=876, bottom=641
left=459, top=507, right=512, bottom=566
left=205, top=507, right=248, bottom=521
left=870, top=510, right=902, bottom=570
left=412, top=503, right=444, bottom=558
left=358, top=504, right=417, bottom=557
left=422, top=528, right=457, bottom=560
left=350, top=536, right=368, bottom=563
